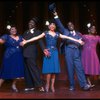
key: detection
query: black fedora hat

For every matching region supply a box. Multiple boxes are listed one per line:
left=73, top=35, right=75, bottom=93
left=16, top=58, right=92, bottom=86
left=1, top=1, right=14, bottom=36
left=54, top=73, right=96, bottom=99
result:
left=49, top=3, right=56, bottom=13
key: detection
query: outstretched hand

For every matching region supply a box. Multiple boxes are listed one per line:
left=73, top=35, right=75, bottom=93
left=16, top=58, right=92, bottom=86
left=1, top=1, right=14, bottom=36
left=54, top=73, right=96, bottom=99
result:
left=78, top=39, right=84, bottom=45
left=20, top=39, right=27, bottom=47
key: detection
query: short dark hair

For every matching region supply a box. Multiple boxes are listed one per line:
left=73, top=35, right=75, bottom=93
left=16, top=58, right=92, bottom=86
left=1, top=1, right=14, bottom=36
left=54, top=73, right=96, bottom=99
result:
left=31, top=17, right=39, bottom=24
left=49, top=19, right=55, bottom=24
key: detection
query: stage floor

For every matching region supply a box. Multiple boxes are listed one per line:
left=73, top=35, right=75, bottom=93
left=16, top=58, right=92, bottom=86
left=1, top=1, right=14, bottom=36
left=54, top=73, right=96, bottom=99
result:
left=0, top=79, right=100, bottom=99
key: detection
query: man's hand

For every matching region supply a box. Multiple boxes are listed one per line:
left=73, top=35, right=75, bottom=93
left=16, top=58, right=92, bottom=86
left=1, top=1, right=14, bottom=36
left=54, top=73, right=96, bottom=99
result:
left=53, top=12, right=58, bottom=16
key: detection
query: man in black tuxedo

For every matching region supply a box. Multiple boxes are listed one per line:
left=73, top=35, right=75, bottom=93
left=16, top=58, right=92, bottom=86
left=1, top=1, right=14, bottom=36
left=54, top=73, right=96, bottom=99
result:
left=22, top=18, right=49, bottom=92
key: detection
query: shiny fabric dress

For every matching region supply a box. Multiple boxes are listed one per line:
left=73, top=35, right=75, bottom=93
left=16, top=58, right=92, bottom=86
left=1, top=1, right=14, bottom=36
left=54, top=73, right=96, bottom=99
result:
left=81, top=35, right=100, bottom=75
left=0, top=34, right=25, bottom=79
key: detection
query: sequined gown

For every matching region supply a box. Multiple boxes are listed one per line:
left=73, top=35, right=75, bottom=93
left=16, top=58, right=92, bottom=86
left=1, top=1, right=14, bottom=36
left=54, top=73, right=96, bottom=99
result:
left=0, top=34, right=25, bottom=79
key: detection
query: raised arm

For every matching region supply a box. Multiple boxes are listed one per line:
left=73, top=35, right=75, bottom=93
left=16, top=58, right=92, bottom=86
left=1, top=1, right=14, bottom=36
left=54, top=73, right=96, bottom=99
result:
left=59, top=34, right=84, bottom=45
left=53, top=12, right=66, bottom=35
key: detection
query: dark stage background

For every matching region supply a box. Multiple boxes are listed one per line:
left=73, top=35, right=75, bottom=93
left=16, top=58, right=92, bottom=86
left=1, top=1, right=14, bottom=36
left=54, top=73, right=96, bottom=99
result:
left=0, top=0, right=100, bottom=80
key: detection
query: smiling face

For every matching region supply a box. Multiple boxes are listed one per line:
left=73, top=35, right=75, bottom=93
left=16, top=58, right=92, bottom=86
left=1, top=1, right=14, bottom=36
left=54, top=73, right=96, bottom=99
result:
left=89, top=26, right=96, bottom=35
left=10, top=27, right=17, bottom=35
left=48, top=23, right=56, bottom=31
left=67, top=22, right=75, bottom=31
left=28, top=20, right=36, bottom=29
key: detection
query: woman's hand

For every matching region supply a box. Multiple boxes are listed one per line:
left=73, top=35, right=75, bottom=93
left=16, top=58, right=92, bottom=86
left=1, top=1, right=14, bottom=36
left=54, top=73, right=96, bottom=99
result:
left=20, top=39, right=27, bottom=46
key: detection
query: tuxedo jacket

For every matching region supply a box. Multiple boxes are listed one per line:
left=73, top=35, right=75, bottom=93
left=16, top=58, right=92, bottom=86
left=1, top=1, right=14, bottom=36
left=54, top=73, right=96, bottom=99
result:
left=22, top=29, right=45, bottom=58
left=54, top=18, right=82, bottom=54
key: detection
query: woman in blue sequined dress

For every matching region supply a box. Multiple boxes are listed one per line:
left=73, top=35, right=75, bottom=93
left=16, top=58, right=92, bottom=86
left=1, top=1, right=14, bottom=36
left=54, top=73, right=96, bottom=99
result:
left=20, top=22, right=84, bottom=93
left=0, top=26, right=25, bottom=92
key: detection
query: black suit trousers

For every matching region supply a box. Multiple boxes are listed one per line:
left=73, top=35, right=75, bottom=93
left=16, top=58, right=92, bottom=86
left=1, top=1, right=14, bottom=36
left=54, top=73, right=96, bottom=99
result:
left=24, top=57, right=43, bottom=88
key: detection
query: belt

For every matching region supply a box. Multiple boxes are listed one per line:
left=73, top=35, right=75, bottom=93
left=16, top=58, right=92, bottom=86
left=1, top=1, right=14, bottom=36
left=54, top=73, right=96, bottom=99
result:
left=66, top=44, right=78, bottom=48
left=47, top=46, right=57, bottom=50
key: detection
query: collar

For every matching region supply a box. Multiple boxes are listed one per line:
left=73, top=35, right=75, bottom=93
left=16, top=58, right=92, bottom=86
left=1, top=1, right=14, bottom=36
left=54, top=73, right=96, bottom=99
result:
left=70, top=30, right=76, bottom=36
left=29, top=28, right=35, bottom=34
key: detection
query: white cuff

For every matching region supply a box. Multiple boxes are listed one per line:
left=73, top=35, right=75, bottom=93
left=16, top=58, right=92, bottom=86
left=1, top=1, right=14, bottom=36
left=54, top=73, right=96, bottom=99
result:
left=54, top=16, right=59, bottom=19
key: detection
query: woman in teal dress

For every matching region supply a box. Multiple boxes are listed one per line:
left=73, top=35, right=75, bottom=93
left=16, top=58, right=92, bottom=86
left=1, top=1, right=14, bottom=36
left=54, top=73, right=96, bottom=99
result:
left=0, top=26, right=25, bottom=92
left=20, top=22, right=84, bottom=93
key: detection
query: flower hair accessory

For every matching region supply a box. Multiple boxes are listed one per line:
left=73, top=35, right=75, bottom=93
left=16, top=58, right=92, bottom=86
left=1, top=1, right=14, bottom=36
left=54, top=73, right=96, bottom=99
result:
left=6, top=25, right=11, bottom=30
left=45, top=21, right=50, bottom=26
left=87, top=23, right=91, bottom=28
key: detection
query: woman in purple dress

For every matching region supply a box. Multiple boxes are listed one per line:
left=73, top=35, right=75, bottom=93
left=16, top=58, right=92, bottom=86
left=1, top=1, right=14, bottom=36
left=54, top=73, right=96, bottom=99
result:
left=81, top=25, right=100, bottom=87
left=0, top=26, right=25, bottom=92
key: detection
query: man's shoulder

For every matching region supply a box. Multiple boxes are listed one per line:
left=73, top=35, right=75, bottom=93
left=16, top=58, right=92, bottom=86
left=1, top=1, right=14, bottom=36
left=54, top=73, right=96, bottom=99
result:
left=75, top=31, right=82, bottom=37
left=35, top=29, right=42, bottom=34
left=76, top=31, right=81, bottom=34
left=75, top=30, right=80, bottom=33
left=35, top=29, right=41, bottom=32
left=23, top=30, right=29, bottom=34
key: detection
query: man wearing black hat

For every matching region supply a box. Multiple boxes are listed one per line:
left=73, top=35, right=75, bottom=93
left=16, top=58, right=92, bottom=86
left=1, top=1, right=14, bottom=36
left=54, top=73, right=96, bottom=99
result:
left=49, top=3, right=91, bottom=91
left=22, top=18, right=49, bottom=92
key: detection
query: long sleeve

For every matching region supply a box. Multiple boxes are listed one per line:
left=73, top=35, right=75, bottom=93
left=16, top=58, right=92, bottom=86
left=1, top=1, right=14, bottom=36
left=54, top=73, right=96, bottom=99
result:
left=38, top=39, right=46, bottom=51
left=54, top=16, right=69, bottom=36
left=37, top=31, right=46, bottom=51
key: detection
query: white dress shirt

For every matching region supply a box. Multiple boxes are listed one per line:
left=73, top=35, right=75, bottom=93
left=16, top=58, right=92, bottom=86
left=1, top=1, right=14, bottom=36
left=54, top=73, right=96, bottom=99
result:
left=29, top=28, right=35, bottom=34
left=70, top=30, right=76, bottom=36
